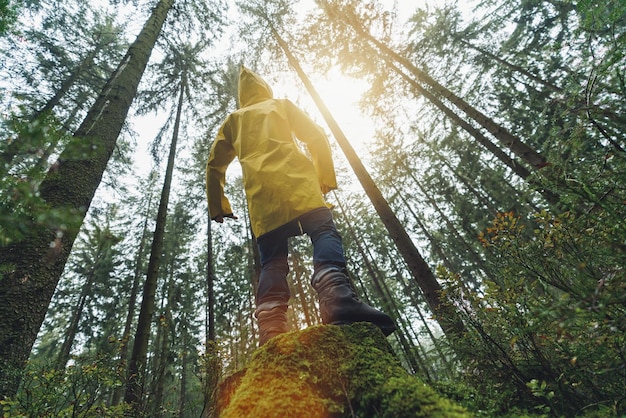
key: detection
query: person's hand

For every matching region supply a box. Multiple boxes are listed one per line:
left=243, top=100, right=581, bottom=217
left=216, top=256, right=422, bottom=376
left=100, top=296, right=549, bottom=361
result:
left=214, top=213, right=238, bottom=223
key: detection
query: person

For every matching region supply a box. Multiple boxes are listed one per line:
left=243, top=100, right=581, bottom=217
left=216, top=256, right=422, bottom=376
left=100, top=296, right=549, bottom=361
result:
left=206, top=66, right=395, bottom=345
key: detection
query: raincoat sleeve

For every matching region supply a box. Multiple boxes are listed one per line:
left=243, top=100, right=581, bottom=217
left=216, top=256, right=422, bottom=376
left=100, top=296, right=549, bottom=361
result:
left=285, top=100, right=338, bottom=194
left=206, top=121, right=236, bottom=219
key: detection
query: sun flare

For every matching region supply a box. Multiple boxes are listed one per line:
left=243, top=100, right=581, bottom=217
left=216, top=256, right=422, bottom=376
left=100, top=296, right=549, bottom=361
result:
left=307, top=70, right=375, bottom=157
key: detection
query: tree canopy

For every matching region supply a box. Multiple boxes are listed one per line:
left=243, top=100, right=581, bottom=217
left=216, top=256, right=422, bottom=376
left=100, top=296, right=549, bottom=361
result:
left=1, top=0, right=624, bottom=416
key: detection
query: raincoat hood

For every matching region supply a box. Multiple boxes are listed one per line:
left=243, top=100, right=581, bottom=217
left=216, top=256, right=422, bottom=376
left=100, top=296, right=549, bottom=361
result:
left=238, top=66, right=273, bottom=108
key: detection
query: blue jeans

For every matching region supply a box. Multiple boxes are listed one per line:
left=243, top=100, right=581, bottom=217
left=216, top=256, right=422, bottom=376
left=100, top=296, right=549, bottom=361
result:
left=255, top=207, right=346, bottom=314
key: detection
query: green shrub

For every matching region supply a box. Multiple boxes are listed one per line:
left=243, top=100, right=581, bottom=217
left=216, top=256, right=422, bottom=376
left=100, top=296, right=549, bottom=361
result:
left=1, top=351, right=128, bottom=417
left=442, top=206, right=626, bottom=416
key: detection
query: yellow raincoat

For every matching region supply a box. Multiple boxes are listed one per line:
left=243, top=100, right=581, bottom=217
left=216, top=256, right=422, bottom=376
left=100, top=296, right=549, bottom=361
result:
left=206, top=67, right=337, bottom=238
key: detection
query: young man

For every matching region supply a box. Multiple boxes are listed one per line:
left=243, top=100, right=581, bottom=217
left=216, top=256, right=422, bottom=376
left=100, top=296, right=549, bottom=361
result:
left=206, top=67, right=395, bottom=345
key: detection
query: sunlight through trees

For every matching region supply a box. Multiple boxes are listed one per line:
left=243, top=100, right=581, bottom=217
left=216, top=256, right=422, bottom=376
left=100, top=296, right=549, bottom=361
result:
left=1, top=0, right=624, bottom=416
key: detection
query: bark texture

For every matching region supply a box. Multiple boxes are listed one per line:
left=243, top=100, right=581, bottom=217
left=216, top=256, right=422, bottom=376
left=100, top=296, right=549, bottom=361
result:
left=0, top=0, right=174, bottom=398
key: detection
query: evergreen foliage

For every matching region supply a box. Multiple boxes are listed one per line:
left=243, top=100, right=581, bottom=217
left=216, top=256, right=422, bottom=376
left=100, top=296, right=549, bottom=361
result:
left=0, top=0, right=17, bottom=35
left=0, top=0, right=624, bottom=415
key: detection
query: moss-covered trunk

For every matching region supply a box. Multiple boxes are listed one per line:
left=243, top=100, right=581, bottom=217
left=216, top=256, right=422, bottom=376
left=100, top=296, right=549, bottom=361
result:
left=217, top=323, right=469, bottom=417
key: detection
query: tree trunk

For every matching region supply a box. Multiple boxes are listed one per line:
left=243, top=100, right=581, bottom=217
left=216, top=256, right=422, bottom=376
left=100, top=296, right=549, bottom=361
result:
left=152, top=268, right=173, bottom=418
left=178, top=341, right=189, bottom=418
left=347, top=13, right=548, bottom=170
left=33, top=48, right=101, bottom=122
left=388, top=58, right=558, bottom=205
left=270, top=27, right=465, bottom=341
left=458, top=39, right=562, bottom=93
left=206, top=211, right=216, bottom=342
left=386, top=59, right=534, bottom=181
left=334, top=197, right=426, bottom=376
left=201, top=210, right=221, bottom=417
left=290, top=249, right=314, bottom=327
left=0, top=0, right=174, bottom=399
left=124, top=69, right=185, bottom=408
left=437, top=157, right=499, bottom=217
left=0, top=49, right=99, bottom=172
left=387, top=249, right=454, bottom=376
left=56, top=270, right=94, bottom=370
left=111, top=177, right=155, bottom=406
left=388, top=159, right=493, bottom=279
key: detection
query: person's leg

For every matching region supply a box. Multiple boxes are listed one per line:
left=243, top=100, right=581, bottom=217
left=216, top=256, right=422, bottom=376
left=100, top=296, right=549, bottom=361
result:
left=300, top=208, right=396, bottom=336
left=255, top=227, right=291, bottom=345
left=298, top=207, right=346, bottom=274
left=256, top=227, right=291, bottom=313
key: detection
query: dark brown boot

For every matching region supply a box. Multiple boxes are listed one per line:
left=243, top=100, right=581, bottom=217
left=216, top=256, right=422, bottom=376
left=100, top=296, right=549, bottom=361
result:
left=311, top=265, right=396, bottom=336
left=257, top=306, right=289, bottom=346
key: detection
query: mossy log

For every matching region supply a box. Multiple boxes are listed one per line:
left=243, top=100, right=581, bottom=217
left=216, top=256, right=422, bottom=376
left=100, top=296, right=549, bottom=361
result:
left=216, top=323, right=469, bottom=417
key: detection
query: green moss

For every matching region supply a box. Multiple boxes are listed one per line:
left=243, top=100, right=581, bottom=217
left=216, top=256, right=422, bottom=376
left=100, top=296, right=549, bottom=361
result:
left=218, top=323, right=470, bottom=417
